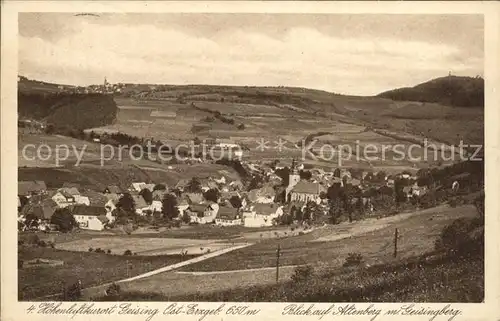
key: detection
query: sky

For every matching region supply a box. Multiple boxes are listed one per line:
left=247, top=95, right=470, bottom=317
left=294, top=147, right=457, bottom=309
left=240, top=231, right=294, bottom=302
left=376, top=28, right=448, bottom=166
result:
left=18, top=13, right=484, bottom=96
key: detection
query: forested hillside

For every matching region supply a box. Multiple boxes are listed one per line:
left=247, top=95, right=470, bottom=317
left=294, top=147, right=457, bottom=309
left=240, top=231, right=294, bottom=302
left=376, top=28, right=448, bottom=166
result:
left=377, top=76, right=484, bottom=108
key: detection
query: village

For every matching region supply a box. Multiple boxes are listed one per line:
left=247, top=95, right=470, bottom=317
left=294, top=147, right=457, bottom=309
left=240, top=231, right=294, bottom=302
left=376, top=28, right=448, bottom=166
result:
left=18, top=152, right=459, bottom=234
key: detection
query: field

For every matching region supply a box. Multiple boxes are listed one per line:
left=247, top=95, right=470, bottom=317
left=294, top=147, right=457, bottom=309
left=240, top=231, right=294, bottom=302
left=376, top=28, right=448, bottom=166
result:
left=180, top=205, right=477, bottom=272
left=55, top=237, right=237, bottom=256
left=84, top=204, right=478, bottom=299
left=18, top=246, right=197, bottom=300
left=87, top=97, right=462, bottom=172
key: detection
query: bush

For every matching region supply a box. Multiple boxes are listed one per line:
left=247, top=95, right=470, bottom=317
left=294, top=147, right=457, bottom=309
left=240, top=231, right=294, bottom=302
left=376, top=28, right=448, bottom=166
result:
left=448, top=198, right=458, bottom=208
left=64, top=281, right=82, bottom=301
left=343, top=253, right=364, bottom=267
left=105, top=283, right=121, bottom=296
left=107, top=249, right=112, bottom=254
left=435, top=217, right=483, bottom=257
left=291, top=265, right=314, bottom=283
left=123, top=249, right=132, bottom=256
left=88, top=248, right=94, bottom=252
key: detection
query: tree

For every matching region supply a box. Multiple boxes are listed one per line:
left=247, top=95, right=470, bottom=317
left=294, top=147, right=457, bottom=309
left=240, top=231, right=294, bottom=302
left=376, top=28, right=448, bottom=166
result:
left=51, top=208, right=78, bottom=232
left=117, top=193, right=135, bottom=214
left=327, top=183, right=343, bottom=201
left=181, top=211, right=191, bottom=224
left=139, top=188, right=153, bottom=204
left=203, top=188, right=220, bottom=203
left=45, top=124, right=55, bottom=135
left=299, top=170, right=312, bottom=180
left=375, top=171, right=387, bottom=183
left=162, top=193, right=179, bottom=220
left=24, top=213, right=39, bottom=229
left=186, top=177, right=202, bottom=193
left=364, top=171, right=374, bottom=182
left=229, top=195, right=242, bottom=209
left=19, top=196, right=29, bottom=209
left=333, top=168, right=341, bottom=178
left=275, top=167, right=290, bottom=186
left=349, top=168, right=364, bottom=180
left=394, top=179, right=407, bottom=205
left=328, top=199, right=343, bottom=224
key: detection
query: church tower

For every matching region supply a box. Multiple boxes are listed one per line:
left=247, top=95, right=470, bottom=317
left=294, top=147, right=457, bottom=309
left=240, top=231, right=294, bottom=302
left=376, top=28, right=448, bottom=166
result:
left=289, top=158, right=300, bottom=187
left=285, top=158, right=301, bottom=202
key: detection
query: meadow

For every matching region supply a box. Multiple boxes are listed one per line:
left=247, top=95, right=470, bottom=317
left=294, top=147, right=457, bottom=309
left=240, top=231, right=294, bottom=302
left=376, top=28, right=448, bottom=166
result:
left=18, top=246, right=196, bottom=300
left=180, top=205, right=477, bottom=272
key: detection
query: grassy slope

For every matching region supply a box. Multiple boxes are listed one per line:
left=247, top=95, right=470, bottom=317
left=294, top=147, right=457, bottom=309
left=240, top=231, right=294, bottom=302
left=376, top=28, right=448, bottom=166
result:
left=169, top=251, right=483, bottom=302
left=18, top=246, right=197, bottom=300
left=179, top=205, right=477, bottom=272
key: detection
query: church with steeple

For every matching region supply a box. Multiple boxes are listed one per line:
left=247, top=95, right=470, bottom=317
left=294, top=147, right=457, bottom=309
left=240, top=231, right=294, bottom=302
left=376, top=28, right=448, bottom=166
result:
left=285, top=158, right=325, bottom=204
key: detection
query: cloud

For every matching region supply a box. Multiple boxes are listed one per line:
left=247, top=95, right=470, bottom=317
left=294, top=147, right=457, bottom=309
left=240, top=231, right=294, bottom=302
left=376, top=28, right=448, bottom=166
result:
left=19, top=20, right=482, bottom=95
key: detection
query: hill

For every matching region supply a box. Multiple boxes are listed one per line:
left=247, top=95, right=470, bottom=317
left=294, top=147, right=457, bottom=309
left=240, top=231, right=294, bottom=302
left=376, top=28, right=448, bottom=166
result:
left=18, top=88, right=117, bottom=131
left=377, top=76, right=484, bottom=108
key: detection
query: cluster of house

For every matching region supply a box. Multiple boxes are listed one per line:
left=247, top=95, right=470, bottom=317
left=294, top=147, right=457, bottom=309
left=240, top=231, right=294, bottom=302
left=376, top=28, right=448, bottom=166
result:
left=18, top=159, right=429, bottom=232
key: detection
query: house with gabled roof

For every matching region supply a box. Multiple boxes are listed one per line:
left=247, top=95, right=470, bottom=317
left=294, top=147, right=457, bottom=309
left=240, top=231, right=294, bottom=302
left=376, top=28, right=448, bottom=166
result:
left=52, top=190, right=76, bottom=208
left=18, top=181, right=47, bottom=197
left=215, top=206, right=242, bottom=226
left=247, top=184, right=275, bottom=204
left=104, top=185, right=123, bottom=195
left=71, top=205, right=110, bottom=231
left=242, top=203, right=283, bottom=227
left=186, top=202, right=219, bottom=224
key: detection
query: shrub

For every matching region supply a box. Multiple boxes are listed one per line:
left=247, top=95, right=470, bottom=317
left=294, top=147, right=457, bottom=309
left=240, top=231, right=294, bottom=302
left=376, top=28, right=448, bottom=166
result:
left=123, top=249, right=132, bottom=256
left=64, top=281, right=82, bottom=301
left=107, top=249, right=112, bottom=254
left=435, top=217, right=483, bottom=257
left=88, top=248, right=94, bottom=252
left=448, top=198, right=458, bottom=208
left=291, top=265, right=314, bottom=283
left=105, top=283, right=121, bottom=296
left=343, top=253, right=364, bottom=267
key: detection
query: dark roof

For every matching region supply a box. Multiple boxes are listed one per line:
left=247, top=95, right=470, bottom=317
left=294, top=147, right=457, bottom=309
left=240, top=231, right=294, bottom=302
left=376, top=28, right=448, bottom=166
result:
left=59, top=187, right=80, bottom=196
left=82, top=191, right=108, bottom=206
left=71, top=205, right=107, bottom=216
left=105, top=185, right=123, bottom=194
left=21, top=199, right=57, bottom=220
left=187, top=204, right=207, bottom=214
left=175, top=179, right=190, bottom=188
left=291, top=181, right=325, bottom=195
left=18, top=181, right=47, bottom=195
left=185, top=193, right=204, bottom=204
left=97, top=215, right=109, bottom=223
left=57, top=190, right=75, bottom=199
left=216, top=206, right=239, bottom=220
left=132, top=195, right=148, bottom=208
left=249, top=203, right=281, bottom=216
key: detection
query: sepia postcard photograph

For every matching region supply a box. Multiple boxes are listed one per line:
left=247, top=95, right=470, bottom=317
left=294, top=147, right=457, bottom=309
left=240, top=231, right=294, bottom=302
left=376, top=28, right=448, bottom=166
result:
left=2, top=1, right=500, bottom=321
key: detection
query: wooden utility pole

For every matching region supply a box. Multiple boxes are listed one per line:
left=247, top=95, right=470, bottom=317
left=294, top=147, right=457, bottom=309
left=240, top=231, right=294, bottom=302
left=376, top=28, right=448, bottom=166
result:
left=276, top=243, right=281, bottom=283
left=393, top=228, right=398, bottom=258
